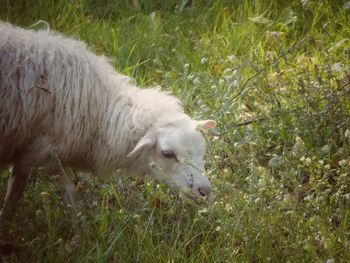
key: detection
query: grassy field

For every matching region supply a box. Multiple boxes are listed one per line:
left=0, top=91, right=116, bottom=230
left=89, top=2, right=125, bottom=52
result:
left=1, top=0, right=350, bottom=262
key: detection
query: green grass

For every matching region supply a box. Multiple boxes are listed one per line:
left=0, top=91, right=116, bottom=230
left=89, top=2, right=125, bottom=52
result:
left=1, top=0, right=350, bottom=261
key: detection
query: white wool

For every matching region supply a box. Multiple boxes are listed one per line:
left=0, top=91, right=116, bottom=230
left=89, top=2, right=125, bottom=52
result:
left=0, top=22, right=186, bottom=178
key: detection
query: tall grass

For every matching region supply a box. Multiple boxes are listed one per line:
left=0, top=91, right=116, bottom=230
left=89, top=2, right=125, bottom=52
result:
left=1, top=0, right=350, bottom=261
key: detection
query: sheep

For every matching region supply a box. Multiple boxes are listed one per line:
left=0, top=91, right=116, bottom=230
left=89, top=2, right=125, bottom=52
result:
left=0, top=22, right=216, bottom=221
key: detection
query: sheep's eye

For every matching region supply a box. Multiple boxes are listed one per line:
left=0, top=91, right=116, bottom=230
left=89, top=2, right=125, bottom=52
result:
left=161, top=150, right=176, bottom=159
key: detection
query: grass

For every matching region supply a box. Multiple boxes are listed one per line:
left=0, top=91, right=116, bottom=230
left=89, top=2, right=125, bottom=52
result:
left=1, top=0, right=350, bottom=261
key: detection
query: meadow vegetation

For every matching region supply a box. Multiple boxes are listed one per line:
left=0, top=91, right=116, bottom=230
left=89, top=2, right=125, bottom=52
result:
left=1, top=0, right=350, bottom=261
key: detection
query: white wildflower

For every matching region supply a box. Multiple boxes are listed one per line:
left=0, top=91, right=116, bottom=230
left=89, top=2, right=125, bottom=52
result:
left=193, top=77, right=201, bottom=85
left=200, top=57, right=208, bottom=65
left=223, top=68, right=233, bottom=75
left=225, top=204, right=233, bottom=212
left=187, top=74, right=195, bottom=81
left=331, top=62, right=342, bottom=72
left=304, top=195, right=312, bottom=201
left=305, top=157, right=311, bottom=164
left=227, top=55, right=237, bottom=63
left=301, top=0, right=311, bottom=7
left=224, top=75, right=235, bottom=82
left=343, top=193, right=350, bottom=199
left=40, top=191, right=49, bottom=197
left=229, top=79, right=239, bottom=88
left=339, top=159, right=348, bottom=166
left=198, top=208, right=208, bottom=215
left=254, top=197, right=261, bottom=204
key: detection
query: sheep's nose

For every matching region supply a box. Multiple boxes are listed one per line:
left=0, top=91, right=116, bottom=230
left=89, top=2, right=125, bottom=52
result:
left=198, top=186, right=211, bottom=198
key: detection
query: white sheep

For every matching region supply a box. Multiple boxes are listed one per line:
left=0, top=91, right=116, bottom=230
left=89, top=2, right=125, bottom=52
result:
left=0, top=22, right=216, bottom=219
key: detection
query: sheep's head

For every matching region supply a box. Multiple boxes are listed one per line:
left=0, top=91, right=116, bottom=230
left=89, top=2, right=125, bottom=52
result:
left=128, top=118, right=216, bottom=199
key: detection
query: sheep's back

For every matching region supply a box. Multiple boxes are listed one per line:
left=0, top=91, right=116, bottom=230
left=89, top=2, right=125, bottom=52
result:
left=0, top=22, right=112, bottom=168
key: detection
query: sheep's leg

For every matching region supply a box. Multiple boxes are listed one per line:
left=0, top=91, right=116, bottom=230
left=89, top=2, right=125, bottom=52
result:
left=55, top=173, right=79, bottom=212
left=0, top=165, right=30, bottom=226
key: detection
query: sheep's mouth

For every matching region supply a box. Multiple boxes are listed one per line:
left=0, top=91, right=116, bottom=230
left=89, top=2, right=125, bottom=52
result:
left=151, top=172, right=211, bottom=205
left=174, top=186, right=212, bottom=207
left=180, top=191, right=208, bottom=207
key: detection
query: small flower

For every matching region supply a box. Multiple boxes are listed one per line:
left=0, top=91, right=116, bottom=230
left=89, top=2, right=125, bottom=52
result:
left=193, top=77, right=201, bottom=85
left=224, top=204, right=233, bottom=212
left=227, top=55, right=237, bottom=63
left=295, top=136, right=302, bottom=143
left=304, top=157, right=311, bottom=164
left=198, top=208, right=208, bottom=215
left=331, top=62, right=342, bottom=72
left=40, top=191, right=49, bottom=197
left=339, top=159, right=349, bottom=167
left=254, top=197, right=261, bottom=204
left=304, top=195, right=312, bottom=201
left=187, top=74, right=195, bottom=81
left=301, top=0, right=310, bottom=7
left=223, top=68, right=233, bottom=75
left=200, top=57, right=208, bottom=65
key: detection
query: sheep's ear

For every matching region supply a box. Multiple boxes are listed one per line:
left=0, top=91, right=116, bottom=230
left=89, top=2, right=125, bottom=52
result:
left=127, top=133, right=156, bottom=158
left=196, top=120, right=217, bottom=130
